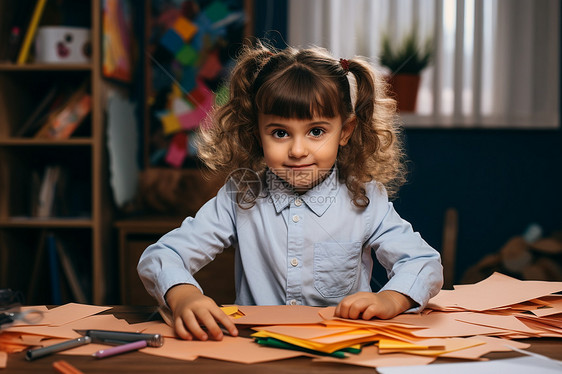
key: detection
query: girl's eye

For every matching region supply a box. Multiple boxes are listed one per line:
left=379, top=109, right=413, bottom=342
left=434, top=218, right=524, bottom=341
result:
left=309, top=128, right=325, bottom=137
left=272, top=129, right=288, bottom=138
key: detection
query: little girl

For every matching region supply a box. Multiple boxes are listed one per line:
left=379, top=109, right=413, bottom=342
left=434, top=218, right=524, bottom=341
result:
left=138, top=41, right=443, bottom=341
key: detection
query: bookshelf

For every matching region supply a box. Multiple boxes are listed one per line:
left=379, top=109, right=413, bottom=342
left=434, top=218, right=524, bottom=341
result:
left=0, top=0, right=112, bottom=304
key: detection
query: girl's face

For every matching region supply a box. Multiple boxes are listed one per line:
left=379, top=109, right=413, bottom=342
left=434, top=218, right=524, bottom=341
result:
left=258, top=113, right=354, bottom=192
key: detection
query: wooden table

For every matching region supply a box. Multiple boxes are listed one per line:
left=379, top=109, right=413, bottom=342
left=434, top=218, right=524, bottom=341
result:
left=4, top=306, right=562, bottom=373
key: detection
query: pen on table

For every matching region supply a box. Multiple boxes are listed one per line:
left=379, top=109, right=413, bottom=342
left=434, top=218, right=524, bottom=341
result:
left=25, top=336, right=91, bottom=361
left=92, top=340, right=148, bottom=359
left=52, top=360, right=84, bottom=374
left=74, top=329, right=163, bottom=347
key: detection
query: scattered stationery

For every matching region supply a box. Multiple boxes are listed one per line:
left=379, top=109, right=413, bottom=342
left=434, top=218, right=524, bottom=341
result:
left=93, top=340, right=148, bottom=359
left=2, top=274, right=562, bottom=370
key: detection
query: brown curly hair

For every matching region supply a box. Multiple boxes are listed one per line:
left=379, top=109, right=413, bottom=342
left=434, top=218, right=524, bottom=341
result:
left=197, top=40, right=407, bottom=207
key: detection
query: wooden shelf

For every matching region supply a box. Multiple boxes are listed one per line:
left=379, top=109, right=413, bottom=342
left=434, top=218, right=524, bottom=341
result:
left=0, top=138, right=93, bottom=146
left=0, top=217, right=93, bottom=228
left=0, top=63, right=92, bottom=71
left=0, top=0, right=112, bottom=305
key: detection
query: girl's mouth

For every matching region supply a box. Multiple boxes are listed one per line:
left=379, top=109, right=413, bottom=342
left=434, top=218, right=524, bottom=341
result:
left=285, top=164, right=313, bottom=169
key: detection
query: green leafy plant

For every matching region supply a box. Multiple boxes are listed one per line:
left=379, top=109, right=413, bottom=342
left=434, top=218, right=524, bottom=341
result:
left=380, top=30, right=433, bottom=74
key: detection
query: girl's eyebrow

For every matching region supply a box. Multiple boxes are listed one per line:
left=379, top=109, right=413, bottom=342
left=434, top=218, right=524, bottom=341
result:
left=263, top=121, right=333, bottom=129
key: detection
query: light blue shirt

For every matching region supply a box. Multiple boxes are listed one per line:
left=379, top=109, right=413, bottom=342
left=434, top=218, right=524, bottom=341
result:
left=137, top=169, right=443, bottom=312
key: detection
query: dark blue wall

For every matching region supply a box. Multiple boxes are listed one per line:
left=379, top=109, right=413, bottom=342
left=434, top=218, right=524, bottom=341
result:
left=255, top=1, right=562, bottom=283
left=394, top=129, right=562, bottom=282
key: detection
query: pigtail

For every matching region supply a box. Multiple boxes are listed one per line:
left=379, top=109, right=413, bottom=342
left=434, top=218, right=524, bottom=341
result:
left=337, top=58, right=406, bottom=206
left=197, top=43, right=274, bottom=176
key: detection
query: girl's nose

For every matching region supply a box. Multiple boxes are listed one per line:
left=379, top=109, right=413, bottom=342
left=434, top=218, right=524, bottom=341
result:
left=288, top=138, right=308, bottom=158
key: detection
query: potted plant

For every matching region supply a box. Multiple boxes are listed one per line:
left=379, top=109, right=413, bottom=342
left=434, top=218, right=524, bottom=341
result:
left=379, top=29, right=433, bottom=112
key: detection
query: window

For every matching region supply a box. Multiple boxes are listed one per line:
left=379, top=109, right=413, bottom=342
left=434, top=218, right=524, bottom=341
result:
left=288, top=0, right=560, bottom=128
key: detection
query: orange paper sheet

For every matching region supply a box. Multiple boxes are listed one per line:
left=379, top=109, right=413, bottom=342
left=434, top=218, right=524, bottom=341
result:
left=531, top=296, right=562, bottom=317
left=0, top=351, right=7, bottom=369
left=428, top=272, right=562, bottom=312
left=40, top=303, right=112, bottom=326
left=232, top=305, right=324, bottom=325
left=379, top=337, right=485, bottom=356
left=454, top=313, right=541, bottom=336
left=313, top=345, right=436, bottom=368
left=439, top=336, right=530, bottom=360
left=141, top=336, right=306, bottom=363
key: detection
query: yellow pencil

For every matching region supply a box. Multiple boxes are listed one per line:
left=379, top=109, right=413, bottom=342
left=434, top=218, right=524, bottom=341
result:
left=17, top=0, right=48, bottom=64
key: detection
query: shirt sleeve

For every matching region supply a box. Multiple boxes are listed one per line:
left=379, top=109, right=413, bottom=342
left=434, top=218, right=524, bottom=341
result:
left=365, top=184, right=443, bottom=312
left=137, top=182, right=238, bottom=307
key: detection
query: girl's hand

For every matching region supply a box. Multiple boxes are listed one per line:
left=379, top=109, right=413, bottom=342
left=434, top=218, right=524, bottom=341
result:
left=334, top=290, right=416, bottom=320
left=165, top=284, right=238, bottom=341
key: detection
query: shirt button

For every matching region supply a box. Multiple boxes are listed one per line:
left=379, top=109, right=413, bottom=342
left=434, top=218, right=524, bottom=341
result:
left=290, top=258, right=299, bottom=267
left=289, top=299, right=298, bottom=305
left=292, top=215, right=300, bottom=223
left=294, top=198, right=302, bottom=207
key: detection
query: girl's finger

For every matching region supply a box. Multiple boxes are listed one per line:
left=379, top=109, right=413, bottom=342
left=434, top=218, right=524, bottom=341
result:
left=211, top=308, right=239, bottom=337
left=173, top=316, right=193, bottom=340
left=183, top=310, right=209, bottom=341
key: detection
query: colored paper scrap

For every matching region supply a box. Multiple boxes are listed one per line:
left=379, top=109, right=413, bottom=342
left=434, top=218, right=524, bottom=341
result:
left=313, top=345, right=436, bottom=369
left=204, top=1, right=229, bottom=22
left=215, top=85, right=229, bottom=106
left=178, top=82, right=215, bottom=130
left=165, top=132, right=188, bottom=168
left=177, top=108, right=206, bottom=131
left=180, top=66, right=197, bottom=92
left=254, top=337, right=348, bottom=358
left=191, top=13, right=212, bottom=50
left=176, top=44, right=198, bottom=66
left=160, top=29, right=184, bottom=54
left=157, top=8, right=181, bottom=28
left=159, top=111, right=182, bottom=135
left=198, top=51, right=223, bottom=80
left=172, top=97, right=193, bottom=115
left=172, top=16, right=198, bottom=42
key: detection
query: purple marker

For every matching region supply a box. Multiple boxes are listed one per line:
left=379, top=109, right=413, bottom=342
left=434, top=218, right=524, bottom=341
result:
left=92, top=340, right=147, bottom=359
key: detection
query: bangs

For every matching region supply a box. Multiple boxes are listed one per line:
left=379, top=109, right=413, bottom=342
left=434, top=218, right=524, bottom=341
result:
left=255, top=65, right=343, bottom=120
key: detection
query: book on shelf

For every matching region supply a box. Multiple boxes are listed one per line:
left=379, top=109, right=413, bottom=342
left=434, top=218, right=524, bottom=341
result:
left=16, top=84, right=61, bottom=137
left=55, top=236, right=87, bottom=303
left=37, top=165, right=61, bottom=218
left=34, top=165, right=87, bottom=218
left=34, top=81, right=92, bottom=139
left=28, top=231, right=88, bottom=304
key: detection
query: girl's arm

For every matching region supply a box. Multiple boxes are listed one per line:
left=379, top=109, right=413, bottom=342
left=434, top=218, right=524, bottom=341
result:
left=336, top=183, right=443, bottom=320
left=137, top=182, right=239, bottom=339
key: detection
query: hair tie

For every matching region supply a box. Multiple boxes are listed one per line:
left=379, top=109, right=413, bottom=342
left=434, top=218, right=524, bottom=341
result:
left=340, top=58, right=350, bottom=73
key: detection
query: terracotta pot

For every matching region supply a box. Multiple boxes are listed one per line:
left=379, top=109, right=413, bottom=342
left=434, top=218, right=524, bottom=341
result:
left=387, top=74, right=421, bottom=112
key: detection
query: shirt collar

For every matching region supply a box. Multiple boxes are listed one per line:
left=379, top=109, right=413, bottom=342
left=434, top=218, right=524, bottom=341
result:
left=266, top=167, right=340, bottom=217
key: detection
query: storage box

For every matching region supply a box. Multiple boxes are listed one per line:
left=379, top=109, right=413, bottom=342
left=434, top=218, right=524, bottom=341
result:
left=34, top=26, right=91, bottom=63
